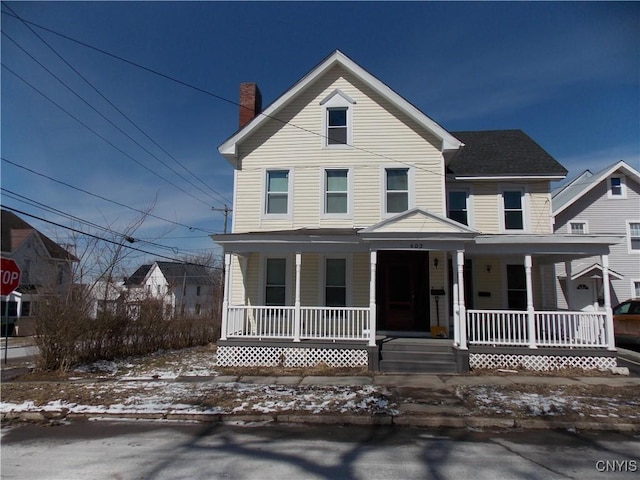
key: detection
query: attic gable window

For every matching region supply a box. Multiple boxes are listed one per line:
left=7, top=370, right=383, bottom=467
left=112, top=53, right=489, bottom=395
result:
left=608, top=176, right=626, bottom=198
left=320, top=89, right=355, bottom=147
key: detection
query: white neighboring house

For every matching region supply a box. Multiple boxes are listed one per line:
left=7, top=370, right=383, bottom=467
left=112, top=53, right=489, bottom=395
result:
left=123, top=261, right=215, bottom=316
left=552, top=160, right=640, bottom=310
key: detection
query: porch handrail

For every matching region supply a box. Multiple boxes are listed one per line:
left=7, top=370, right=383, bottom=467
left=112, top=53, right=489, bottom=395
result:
left=467, top=309, right=609, bottom=348
left=225, top=305, right=370, bottom=341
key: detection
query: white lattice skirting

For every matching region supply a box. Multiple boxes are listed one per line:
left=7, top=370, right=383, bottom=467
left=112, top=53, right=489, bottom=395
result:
left=470, top=353, right=616, bottom=371
left=217, top=345, right=369, bottom=368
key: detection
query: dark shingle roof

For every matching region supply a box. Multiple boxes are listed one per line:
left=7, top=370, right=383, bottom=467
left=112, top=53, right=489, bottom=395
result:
left=123, top=264, right=153, bottom=286
left=447, top=130, right=568, bottom=177
left=155, top=262, right=214, bottom=286
left=1, top=209, right=78, bottom=261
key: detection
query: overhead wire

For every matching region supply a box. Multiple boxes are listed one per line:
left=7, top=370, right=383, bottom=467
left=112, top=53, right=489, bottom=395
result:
left=1, top=1, right=232, bottom=207
left=0, top=6, right=448, bottom=180
left=1, top=158, right=219, bottom=234
left=2, top=205, right=223, bottom=271
left=2, top=30, right=230, bottom=208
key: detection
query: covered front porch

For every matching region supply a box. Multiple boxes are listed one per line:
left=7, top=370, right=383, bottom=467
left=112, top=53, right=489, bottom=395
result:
left=213, top=221, right=621, bottom=372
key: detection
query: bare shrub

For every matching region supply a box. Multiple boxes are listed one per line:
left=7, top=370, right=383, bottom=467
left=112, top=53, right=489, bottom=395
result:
left=35, top=293, right=219, bottom=371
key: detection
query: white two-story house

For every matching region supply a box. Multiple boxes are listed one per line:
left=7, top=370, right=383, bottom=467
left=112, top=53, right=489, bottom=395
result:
left=213, top=51, right=621, bottom=373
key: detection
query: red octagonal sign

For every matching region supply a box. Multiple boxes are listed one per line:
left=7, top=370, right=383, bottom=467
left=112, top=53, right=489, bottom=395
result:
left=1, top=258, right=22, bottom=297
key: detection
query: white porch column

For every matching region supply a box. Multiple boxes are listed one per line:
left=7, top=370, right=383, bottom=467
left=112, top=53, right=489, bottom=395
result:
left=452, top=253, right=460, bottom=347
left=602, top=254, right=616, bottom=351
left=220, top=252, right=232, bottom=341
left=457, top=250, right=467, bottom=350
left=564, top=261, right=573, bottom=310
left=369, top=250, right=377, bottom=347
left=525, top=255, right=537, bottom=349
left=293, top=252, right=302, bottom=342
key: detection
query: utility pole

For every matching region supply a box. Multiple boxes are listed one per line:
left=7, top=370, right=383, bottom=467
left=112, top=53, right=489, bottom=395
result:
left=211, top=205, right=232, bottom=234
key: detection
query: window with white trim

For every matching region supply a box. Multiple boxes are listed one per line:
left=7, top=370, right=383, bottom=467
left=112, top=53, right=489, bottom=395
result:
left=502, top=189, right=525, bottom=231
left=321, top=89, right=355, bottom=148
left=324, top=169, right=349, bottom=214
left=608, top=176, right=626, bottom=198
left=628, top=221, right=640, bottom=252
left=265, top=170, right=289, bottom=215
left=325, top=258, right=347, bottom=307
left=265, top=258, right=287, bottom=306
left=447, top=190, right=469, bottom=225
left=632, top=280, right=640, bottom=299
left=569, top=221, right=587, bottom=234
left=385, top=168, right=409, bottom=213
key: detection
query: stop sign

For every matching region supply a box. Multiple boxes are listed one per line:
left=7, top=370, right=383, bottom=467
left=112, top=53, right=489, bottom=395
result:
left=1, top=258, right=21, bottom=296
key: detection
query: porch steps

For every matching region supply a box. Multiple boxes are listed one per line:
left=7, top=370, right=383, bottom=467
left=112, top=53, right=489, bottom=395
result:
left=378, top=338, right=459, bottom=374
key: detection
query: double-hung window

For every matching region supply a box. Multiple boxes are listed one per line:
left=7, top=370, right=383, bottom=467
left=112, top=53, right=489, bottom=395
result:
left=325, top=258, right=347, bottom=307
left=608, top=176, right=626, bottom=198
left=628, top=221, right=640, bottom=253
left=266, top=170, right=289, bottom=215
left=502, top=189, right=524, bottom=231
left=447, top=190, right=469, bottom=225
left=385, top=168, right=409, bottom=214
left=265, top=258, right=287, bottom=306
left=324, top=169, right=349, bottom=214
left=327, top=108, right=348, bottom=145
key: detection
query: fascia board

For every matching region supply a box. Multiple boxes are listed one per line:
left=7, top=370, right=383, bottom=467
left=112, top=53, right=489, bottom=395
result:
left=454, top=175, right=566, bottom=181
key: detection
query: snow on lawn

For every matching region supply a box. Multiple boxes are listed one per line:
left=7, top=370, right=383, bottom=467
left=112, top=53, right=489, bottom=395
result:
left=1, top=381, right=398, bottom=417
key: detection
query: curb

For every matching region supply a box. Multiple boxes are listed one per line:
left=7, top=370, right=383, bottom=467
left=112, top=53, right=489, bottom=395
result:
left=3, top=411, right=639, bottom=432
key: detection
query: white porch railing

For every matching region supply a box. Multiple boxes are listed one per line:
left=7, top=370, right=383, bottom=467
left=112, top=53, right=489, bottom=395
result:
left=226, top=305, right=370, bottom=341
left=467, top=309, right=609, bottom=348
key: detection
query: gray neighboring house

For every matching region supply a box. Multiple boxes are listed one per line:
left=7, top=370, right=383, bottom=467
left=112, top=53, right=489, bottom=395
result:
left=123, top=261, right=216, bottom=316
left=552, top=160, right=640, bottom=310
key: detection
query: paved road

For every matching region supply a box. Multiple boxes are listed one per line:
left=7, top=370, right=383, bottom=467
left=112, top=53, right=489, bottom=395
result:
left=1, top=421, right=638, bottom=480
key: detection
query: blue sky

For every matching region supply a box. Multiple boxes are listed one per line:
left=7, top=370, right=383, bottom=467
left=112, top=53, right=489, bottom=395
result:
left=1, top=1, right=638, bottom=278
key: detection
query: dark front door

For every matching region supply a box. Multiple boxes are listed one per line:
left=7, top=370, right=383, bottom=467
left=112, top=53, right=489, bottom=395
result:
left=377, top=251, right=429, bottom=331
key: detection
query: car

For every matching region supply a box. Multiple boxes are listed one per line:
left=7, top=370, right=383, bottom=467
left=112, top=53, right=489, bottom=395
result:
left=613, top=299, right=640, bottom=341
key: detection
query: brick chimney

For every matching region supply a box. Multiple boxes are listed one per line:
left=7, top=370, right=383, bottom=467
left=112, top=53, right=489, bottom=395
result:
left=239, top=82, right=262, bottom=128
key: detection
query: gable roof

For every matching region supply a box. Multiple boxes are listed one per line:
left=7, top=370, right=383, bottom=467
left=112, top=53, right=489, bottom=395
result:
left=360, top=207, right=479, bottom=235
left=447, top=130, right=567, bottom=179
left=1, top=209, right=78, bottom=261
left=552, top=160, right=640, bottom=216
left=125, top=262, right=214, bottom=287
left=219, top=50, right=463, bottom=165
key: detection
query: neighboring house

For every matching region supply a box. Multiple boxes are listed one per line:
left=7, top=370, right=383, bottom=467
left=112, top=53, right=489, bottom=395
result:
left=552, top=160, right=640, bottom=311
left=123, top=261, right=215, bottom=317
left=1, top=209, right=78, bottom=335
left=213, top=50, right=622, bottom=372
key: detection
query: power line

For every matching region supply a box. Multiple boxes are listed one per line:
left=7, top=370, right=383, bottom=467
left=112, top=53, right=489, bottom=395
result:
left=1, top=157, right=218, bottom=234
left=2, top=62, right=220, bottom=209
left=2, top=29, right=230, bottom=208
left=0, top=6, right=447, bottom=180
left=0, top=6, right=231, bottom=206
left=2, top=205, right=223, bottom=271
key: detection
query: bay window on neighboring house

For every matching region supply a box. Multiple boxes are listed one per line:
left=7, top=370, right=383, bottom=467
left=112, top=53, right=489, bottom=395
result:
left=324, top=169, right=350, bottom=215
left=501, top=188, right=525, bottom=231
left=324, top=257, right=347, bottom=307
left=628, top=221, right=640, bottom=253
left=568, top=221, right=587, bottom=234
left=265, top=258, right=287, bottom=306
left=447, top=190, right=470, bottom=226
left=265, top=170, right=290, bottom=215
left=385, top=168, right=410, bottom=214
